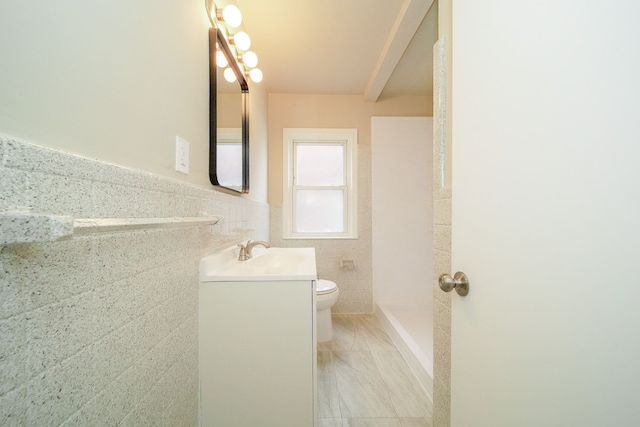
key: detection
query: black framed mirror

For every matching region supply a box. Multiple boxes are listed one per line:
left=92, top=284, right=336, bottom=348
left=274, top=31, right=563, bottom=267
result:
left=209, top=27, right=249, bottom=193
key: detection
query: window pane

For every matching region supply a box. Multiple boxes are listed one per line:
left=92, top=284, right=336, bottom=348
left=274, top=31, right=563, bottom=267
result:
left=217, top=143, right=242, bottom=187
left=295, top=144, right=344, bottom=186
left=295, top=189, right=344, bottom=233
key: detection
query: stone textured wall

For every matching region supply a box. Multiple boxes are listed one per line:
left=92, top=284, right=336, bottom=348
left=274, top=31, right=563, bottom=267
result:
left=0, top=135, right=269, bottom=425
left=432, top=36, right=451, bottom=427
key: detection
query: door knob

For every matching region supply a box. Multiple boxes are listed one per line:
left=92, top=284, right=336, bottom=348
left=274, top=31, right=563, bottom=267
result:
left=439, top=272, right=470, bottom=296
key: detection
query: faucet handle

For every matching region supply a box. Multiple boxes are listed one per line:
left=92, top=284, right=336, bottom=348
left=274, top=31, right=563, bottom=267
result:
left=237, top=243, right=248, bottom=261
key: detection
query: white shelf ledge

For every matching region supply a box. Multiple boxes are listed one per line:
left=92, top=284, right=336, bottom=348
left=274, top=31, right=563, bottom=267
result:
left=1, top=211, right=221, bottom=244
left=73, top=216, right=220, bottom=234
left=0, top=211, right=73, bottom=245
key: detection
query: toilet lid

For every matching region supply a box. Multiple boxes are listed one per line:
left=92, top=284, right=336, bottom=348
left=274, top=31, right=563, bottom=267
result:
left=316, top=279, right=337, bottom=295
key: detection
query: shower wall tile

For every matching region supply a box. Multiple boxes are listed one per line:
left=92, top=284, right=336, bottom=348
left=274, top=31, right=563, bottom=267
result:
left=0, top=135, right=269, bottom=426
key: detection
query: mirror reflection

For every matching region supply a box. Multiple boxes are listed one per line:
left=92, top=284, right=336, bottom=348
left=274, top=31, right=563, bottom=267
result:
left=215, top=128, right=242, bottom=189
left=209, top=28, right=249, bottom=193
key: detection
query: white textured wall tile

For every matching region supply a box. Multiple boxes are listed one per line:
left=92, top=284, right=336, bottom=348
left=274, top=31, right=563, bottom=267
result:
left=334, top=289, right=373, bottom=314
left=60, top=365, right=138, bottom=427
left=139, top=307, right=172, bottom=359
left=433, top=198, right=451, bottom=226
left=0, top=248, right=25, bottom=320
left=93, top=278, right=138, bottom=341
left=90, top=182, right=151, bottom=218
left=129, top=381, right=166, bottom=426
left=0, top=315, right=26, bottom=395
left=0, top=168, right=27, bottom=210
left=2, top=138, right=91, bottom=179
left=433, top=225, right=451, bottom=254
left=25, top=292, right=95, bottom=375
left=91, top=321, right=138, bottom=389
left=9, top=239, right=93, bottom=312
left=26, top=348, right=97, bottom=426
left=133, top=344, right=166, bottom=404
left=0, top=385, right=26, bottom=425
left=432, top=377, right=451, bottom=427
left=26, top=173, right=92, bottom=218
left=0, top=136, right=270, bottom=425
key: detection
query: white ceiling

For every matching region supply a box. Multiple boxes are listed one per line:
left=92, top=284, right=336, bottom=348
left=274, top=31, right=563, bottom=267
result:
left=231, top=0, right=439, bottom=101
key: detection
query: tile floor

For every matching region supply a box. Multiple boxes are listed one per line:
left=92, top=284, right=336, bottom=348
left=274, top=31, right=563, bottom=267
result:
left=317, top=314, right=432, bottom=427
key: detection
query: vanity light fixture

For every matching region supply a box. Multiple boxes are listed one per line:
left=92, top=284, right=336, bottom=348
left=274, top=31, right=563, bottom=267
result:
left=230, top=31, right=251, bottom=51
left=218, top=5, right=242, bottom=28
left=216, top=50, right=228, bottom=68
left=248, top=68, right=263, bottom=83
left=242, top=51, right=258, bottom=68
left=223, top=67, right=237, bottom=82
left=206, top=0, right=263, bottom=83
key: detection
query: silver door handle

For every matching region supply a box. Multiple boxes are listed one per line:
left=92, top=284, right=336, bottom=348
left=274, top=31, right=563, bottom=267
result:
left=438, top=272, right=469, bottom=296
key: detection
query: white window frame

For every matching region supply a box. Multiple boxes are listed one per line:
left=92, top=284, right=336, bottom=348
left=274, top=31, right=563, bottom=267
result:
left=283, top=128, right=358, bottom=239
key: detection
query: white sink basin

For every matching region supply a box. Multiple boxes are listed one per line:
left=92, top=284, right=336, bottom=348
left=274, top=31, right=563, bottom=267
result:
left=199, top=246, right=317, bottom=282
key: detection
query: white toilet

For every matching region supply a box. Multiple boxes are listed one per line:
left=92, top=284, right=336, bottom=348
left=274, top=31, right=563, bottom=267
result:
left=316, top=279, right=339, bottom=342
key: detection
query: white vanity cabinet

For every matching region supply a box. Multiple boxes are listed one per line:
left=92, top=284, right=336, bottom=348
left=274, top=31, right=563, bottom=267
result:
left=198, top=247, right=317, bottom=427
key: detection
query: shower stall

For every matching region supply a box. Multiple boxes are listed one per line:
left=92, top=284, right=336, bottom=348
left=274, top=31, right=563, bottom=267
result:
left=371, top=116, right=434, bottom=404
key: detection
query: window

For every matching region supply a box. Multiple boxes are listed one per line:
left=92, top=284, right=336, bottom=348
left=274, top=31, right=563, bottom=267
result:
left=216, top=128, right=242, bottom=190
left=283, top=128, right=357, bottom=239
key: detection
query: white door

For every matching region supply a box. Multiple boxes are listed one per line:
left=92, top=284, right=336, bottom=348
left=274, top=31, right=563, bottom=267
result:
left=449, top=1, right=640, bottom=426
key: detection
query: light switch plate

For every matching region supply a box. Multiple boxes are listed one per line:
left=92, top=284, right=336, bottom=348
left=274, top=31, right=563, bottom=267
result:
left=175, top=136, right=189, bottom=174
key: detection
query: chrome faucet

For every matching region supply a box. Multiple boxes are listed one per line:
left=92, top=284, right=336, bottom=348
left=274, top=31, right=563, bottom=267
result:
left=237, top=240, right=271, bottom=261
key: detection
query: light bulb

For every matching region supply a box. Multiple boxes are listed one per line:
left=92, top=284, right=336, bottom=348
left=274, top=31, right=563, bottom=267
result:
left=216, top=51, right=228, bottom=68
left=221, top=5, right=242, bottom=28
left=232, top=32, right=251, bottom=51
left=242, top=51, right=258, bottom=68
left=249, top=68, right=263, bottom=83
left=224, top=67, right=237, bottom=83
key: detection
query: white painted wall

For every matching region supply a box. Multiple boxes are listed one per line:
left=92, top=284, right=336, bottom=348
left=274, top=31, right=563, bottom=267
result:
left=0, top=0, right=268, bottom=201
left=372, top=117, right=433, bottom=304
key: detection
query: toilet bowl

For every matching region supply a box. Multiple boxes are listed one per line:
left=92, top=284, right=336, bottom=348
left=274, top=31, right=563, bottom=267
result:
left=316, top=279, right=339, bottom=342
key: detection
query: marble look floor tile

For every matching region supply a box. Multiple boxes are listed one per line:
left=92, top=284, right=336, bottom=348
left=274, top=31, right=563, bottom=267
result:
left=319, top=314, right=432, bottom=427
left=318, top=418, right=344, bottom=427
left=341, top=418, right=432, bottom=427
left=354, top=315, right=396, bottom=351
left=398, top=418, right=432, bottom=427
left=331, top=315, right=370, bottom=351
left=342, top=418, right=402, bottom=427
left=330, top=315, right=396, bottom=352
left=318, top=340, right=333, bottom=351
left=318, top=351, right=342, bottom=418
left=333, top=351, right=397, bottom=418
left=370, top=351, right=430, bottom=417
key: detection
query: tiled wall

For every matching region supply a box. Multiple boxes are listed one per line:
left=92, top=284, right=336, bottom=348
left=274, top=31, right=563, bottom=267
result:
left=432, top=190, right=451, bottom=427
left=432, top=37, right=452, bottom=427
left=0, top=136, right=269, bottom=425
left=270, top=145, right=373, bottom=314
